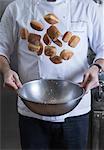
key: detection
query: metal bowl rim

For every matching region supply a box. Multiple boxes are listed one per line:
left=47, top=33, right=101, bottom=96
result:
left=17, top=79, right=85, bottom=104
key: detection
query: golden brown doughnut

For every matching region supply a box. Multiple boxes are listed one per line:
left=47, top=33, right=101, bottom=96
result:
left=50, top=55, right=62, bottom=64
left=60, top=50, right=74, bottom=60
left=30, top=20, right=44, bottom=31
left=43, top=33, right=51, bottom=45
left=28, top=43, right=40, bottom=52
left=68, top=35, right=80, bottom=48
left=20, top=28, right=29, bottom=40
left=47, top=26, right=61, bottom=41
left=44, top=46, right=56, bottom=57
left=44, top=13, right=60, bottom=25
left=53, top=39, right=62, bottom=47
left=37, top=42, right=43, bottom=56
left=28, top=33, right=41, bottom=45
left=62, top=31, right=72, bottom=43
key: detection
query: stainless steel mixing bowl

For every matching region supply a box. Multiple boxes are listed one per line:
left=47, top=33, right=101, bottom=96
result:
left=17, top=79, right=85, bottom=116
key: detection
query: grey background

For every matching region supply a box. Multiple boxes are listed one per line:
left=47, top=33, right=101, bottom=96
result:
left=0, top=0, right=21, bottom=149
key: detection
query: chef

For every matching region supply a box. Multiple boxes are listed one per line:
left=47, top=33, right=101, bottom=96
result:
left=0, top=0, right=104, bottom=149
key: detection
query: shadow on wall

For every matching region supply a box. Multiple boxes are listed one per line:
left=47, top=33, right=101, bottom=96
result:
left=0, top=0, right=21, bottom=149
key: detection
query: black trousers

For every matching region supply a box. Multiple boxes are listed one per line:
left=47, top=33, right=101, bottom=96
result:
left=19, top=113, right=89, bottom=150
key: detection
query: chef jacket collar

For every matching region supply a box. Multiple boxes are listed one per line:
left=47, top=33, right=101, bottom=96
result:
left=33, top=0, right=71, bottom=29
left=47, top=0, right=56, bottom=2
left=40, top=0, right=67, bottom=5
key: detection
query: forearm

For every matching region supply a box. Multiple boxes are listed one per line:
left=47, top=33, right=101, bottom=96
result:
left=0, top=55, right=10, bottom=75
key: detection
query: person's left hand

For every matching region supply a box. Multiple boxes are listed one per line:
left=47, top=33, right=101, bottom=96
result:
left=80, top=65, right=100, bottom=92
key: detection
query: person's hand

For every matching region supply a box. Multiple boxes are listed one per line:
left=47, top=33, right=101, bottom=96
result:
left=3, top=69, right=22, bottom=90
left=80, top=65, right=100, bottom=92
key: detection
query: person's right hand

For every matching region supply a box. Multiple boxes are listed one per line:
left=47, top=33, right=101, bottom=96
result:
left=3, top=69, right=22, bottom=90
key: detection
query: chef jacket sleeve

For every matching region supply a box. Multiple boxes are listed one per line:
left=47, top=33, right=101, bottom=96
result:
left=0, top=2, right=18, bottom=63
left=88, top=4, right=104, bottom=62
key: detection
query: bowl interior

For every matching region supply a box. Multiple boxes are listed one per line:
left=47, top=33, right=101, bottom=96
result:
left=18, top=79, right=85, bottom=104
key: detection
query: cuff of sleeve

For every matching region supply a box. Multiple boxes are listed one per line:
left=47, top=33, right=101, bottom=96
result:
left=0, top=52, right=10, bottom=63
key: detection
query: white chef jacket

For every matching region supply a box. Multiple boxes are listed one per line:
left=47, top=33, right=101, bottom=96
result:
left=0, top=0, right=104, bottom=122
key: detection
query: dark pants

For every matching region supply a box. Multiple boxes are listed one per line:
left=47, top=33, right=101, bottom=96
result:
left=19, top=113, right=89, bottom=150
